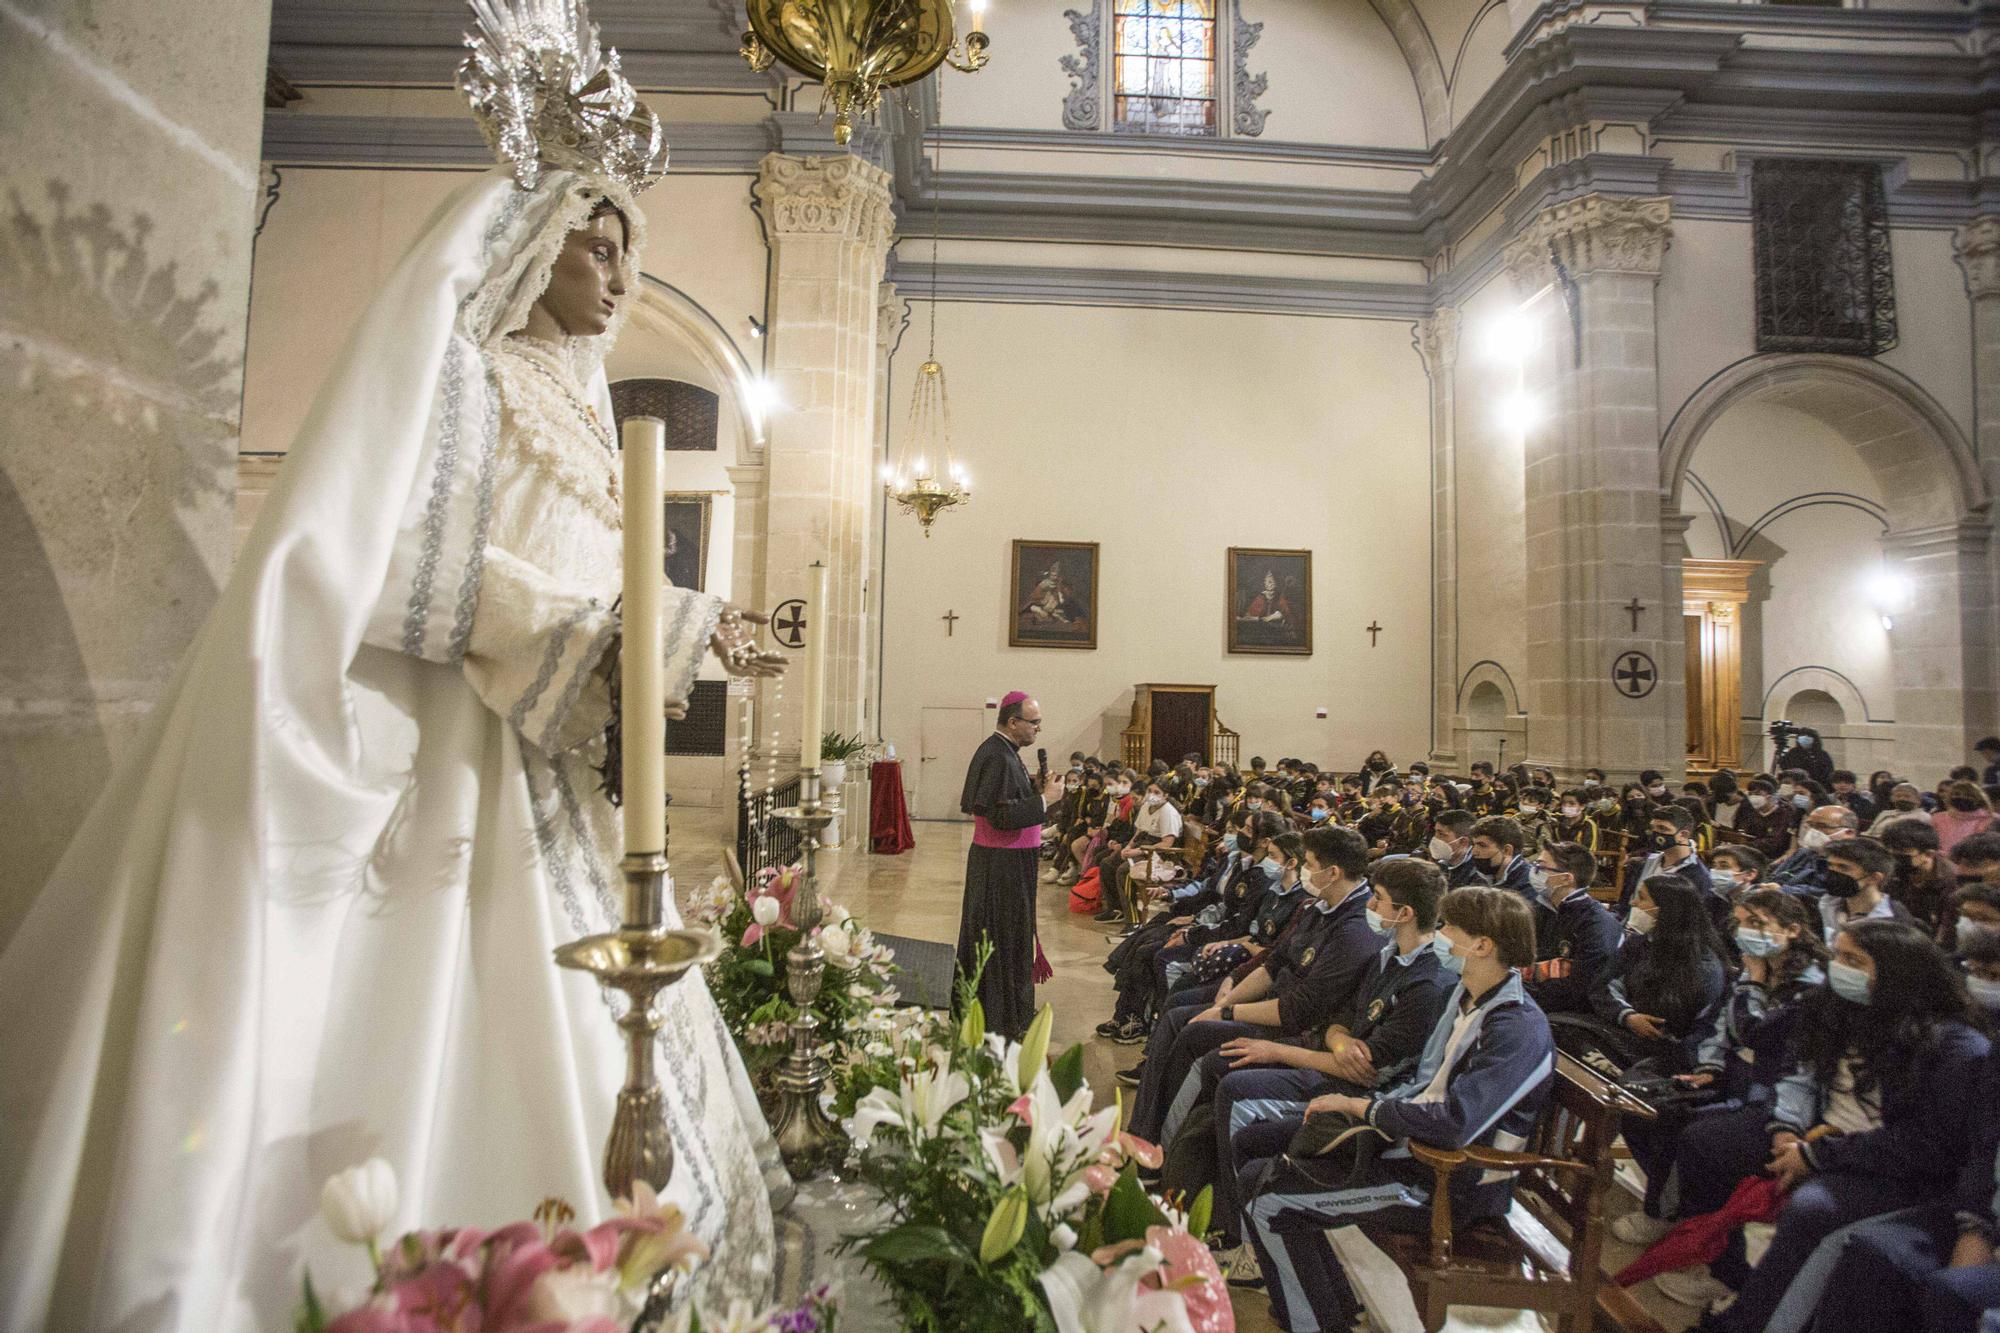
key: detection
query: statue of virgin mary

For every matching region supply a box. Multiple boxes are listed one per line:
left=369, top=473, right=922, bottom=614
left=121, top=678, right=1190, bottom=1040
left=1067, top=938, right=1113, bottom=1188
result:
left=0, top=5, right=786, bottom=1329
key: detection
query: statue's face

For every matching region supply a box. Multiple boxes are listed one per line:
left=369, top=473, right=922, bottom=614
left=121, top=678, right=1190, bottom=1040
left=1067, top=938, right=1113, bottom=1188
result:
left=534, top=211, right=628, bottom=337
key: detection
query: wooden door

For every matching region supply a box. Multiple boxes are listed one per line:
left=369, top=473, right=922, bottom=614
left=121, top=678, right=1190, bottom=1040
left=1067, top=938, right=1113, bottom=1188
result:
left=916, top=706, right=988, bottom=821
left=1150, top=690, right=1211, bottom=765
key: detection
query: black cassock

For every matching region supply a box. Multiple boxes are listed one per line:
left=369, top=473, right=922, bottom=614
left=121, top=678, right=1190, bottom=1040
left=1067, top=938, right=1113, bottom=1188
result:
left=955, top=731, right=1046, bottom=1039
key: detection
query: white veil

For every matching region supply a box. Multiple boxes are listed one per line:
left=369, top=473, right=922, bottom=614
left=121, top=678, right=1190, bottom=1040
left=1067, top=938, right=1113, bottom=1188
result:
left=0, top=167, right=754, bottom=1331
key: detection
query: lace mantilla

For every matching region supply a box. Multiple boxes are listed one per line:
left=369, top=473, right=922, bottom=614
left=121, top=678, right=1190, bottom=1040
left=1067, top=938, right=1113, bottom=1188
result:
left=493, top=340, right=624, bottom=529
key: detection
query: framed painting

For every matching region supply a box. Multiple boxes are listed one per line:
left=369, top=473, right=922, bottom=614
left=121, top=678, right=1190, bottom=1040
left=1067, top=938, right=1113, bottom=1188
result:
left=663, top=493, right=712, bottom=593
left=1009, top=539, right=1099, bottom=649
left=1227, top=547, right=1312, bottom=655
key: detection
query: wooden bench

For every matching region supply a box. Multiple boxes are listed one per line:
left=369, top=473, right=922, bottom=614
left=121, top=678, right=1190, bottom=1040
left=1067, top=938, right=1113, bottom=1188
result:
left=1361, top=1053, right=1665, bottom=1333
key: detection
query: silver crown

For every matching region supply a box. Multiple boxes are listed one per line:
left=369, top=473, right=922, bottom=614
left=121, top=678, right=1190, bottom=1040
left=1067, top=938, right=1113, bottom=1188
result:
left=457, top=0, right=669, bottom=194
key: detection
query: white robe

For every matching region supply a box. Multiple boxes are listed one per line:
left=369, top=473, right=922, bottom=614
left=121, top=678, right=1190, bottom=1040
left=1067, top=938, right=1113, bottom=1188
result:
left=0, top=171, right=778, bottom=1333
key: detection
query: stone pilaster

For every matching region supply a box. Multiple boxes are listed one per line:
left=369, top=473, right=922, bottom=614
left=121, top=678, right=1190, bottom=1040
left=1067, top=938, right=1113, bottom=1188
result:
left=1504, top=194, right=1677, bottom=780
left=1952, top=217, right=2000, bottom=721
left=1881, top=520, right=1998, bottom=783
left=864, top=281, right=907, bottom=739
left=752, top=154, right=896, bottom=759
left=1415, top=308, right=1462, bottom=766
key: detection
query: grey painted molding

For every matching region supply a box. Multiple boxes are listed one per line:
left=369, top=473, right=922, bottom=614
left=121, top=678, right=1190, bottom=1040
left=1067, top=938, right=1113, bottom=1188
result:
left=1060, top=2, right=1105, bottom=132
left=260, top=113, right=777, bottom=172
left=884, top=256, right=1430, bottom=319
left=1233, top=6, right=1271, bottom=138
left=935, top=125, right=1429, bottom=167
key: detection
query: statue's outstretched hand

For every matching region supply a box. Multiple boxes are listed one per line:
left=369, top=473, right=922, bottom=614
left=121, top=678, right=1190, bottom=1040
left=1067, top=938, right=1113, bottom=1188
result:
left=712, top=604, right=787, bottom=678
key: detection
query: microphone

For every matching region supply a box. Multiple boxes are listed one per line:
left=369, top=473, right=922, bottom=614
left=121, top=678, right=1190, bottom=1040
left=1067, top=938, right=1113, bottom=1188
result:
left=1036, top=747, right=1049, bottom=783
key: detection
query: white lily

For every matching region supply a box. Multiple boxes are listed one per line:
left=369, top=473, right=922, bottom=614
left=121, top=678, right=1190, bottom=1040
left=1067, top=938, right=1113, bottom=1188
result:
left=1038, top=1247, right=1194, bottom=1333
left=982, top=1032, right=1024, bottom=1098
left=981, top=1071, right=1118, bottom=1219
left=849, top=1047, right=969, bottom=1148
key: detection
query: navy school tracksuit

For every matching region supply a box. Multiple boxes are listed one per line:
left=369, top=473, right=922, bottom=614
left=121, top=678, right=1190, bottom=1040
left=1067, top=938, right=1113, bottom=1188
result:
left=1522, top=889, right=1624, bottom=1016
left=1192, top=939, right=1451, bottom=1246
left=1240, top=972, right=1556, bottom=1333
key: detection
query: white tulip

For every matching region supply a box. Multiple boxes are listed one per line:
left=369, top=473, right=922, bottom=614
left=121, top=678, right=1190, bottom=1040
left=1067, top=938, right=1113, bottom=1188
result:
left=526, top=1265, right=626, bottom=1322
left=319, top=1158, right=398, bottom=1246
left=750, top=895, right=781, bottom=927
left=820, top=924, right=853, bottom=960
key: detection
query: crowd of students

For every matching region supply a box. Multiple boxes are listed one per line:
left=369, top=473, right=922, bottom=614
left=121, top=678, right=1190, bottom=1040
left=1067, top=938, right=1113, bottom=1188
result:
left=1036, top=743, right=2000, bottom=1333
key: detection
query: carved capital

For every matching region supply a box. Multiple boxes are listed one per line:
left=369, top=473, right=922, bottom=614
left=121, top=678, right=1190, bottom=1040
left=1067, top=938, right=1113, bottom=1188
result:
left=1415, top=307, right=1461, bottom=376
left=1953, top=216, right=2000, bottom=299
left=1505, top=194, right=1672, bottom=294
left=753, top=154, right=895, bottom=254
left=876, top=282, right=906, bottom=357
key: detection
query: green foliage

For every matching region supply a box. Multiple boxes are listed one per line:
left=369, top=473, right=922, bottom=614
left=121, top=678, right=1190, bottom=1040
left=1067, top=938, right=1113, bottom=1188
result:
left=820, top=731, right=872, bottom=762
left=1047, top=1043, right=1084, bottom=1103
left=1187, top=1184, right=1214, bottom=1242
left=292, top=1273, right=327, bottom=1333
left=1099, top=1164, right=1168, bottom=1245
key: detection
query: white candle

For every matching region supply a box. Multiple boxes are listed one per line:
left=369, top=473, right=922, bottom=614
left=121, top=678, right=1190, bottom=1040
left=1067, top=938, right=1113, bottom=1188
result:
left=621, top=417, right=667, bottom=855
left=800, top=561, right=828, bottom=774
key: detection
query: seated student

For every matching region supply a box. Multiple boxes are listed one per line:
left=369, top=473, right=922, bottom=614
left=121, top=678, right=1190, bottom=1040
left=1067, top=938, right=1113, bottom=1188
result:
left=1961, top=928, right=2000, bottom=1020
left=1424, top=808, right=1489, bottom=888
left=1880, top=818, right=1956, bottom=934
left=1619, top=805, right=1717, bottom=919
left=1125, top=826, right=1378, bottom=1143
left=1613, top=887, right=1829, bottom=1244
left=1831, top=768, right=1880, bottom=825
left=1820, top=836, right=1914, bottom=943
left=1111, top=777, right=1186, bottom=923
left=1737, top=777, right=1800, bottom=860
left=1692, top=923, right=1992, bottom=1332
left=1099, top=810, right=1256, bottom=1041
left=1231, top=887, right=1555, bottom=1330
left=1869, top=782, right=1933, bottom=836
left=1514, top=785, right=1555, bottom=852
left=1469, top=814, right=1535, bottom=904
left=1548, top=789, right=1602, bottom=857
left=1521, top=840, right=1623, bottom=1015
left=1708, top=843, right=1771, bottom=898
left=1585, top=873, right=1729, bottom=1073
left=1356, top=780, right=1401, bottom=853
left=1167, top=858, right=1452, bottom=1248
left=1934, top=781, right=1998, bottom=859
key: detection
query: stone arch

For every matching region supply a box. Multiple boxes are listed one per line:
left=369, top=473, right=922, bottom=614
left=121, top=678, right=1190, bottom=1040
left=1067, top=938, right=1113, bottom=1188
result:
left=1661, top=353, right=1985, bottom=529
left=620, top=276, right=768, bottom=466
left=1661, top=353, right=1992, bottom=782
left=1364, top=0, right=1452, bottom=146
left=1456, top=658, right=1523, bottom=715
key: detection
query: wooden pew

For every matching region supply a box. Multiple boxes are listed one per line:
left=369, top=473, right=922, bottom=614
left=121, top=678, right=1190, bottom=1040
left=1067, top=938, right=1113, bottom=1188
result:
left=1361, top=1053, right=1665, bottom=1333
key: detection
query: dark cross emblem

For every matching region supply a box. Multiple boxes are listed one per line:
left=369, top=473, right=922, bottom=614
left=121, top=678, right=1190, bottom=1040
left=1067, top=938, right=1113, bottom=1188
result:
left=1613, top=650, right=1658, bottom=699
left=1624, top=597, right=1646, bottom=633
left=772, top=597, right=808, bottom=649
left=942, top=609, right=960, bottom=637
left=1365, top=620, right=1383, bottom=647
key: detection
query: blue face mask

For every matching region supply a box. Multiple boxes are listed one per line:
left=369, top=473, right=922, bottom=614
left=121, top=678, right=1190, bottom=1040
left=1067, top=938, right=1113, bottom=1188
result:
left=1735, top=927, right=1783, bottom=958
left=1435, top=934, right=1465, bottom=973
left=1223, top=833, right=1239, bottom=853
left=1829, top=960, right=1873, bottom=1005
left=1261, top=857, right=1284, bottom=880
left=1309, top=807, right=1330, bottom=822
left=1364, top=906, right=1390, bottom=935
left=1527, top=866, right=1554, bottom=903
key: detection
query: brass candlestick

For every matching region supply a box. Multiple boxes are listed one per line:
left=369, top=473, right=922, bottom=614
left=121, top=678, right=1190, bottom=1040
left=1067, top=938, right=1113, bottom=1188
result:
left=555, top=850, right=722, bottom=1200
left=768, top=769, right=846, bottom=1178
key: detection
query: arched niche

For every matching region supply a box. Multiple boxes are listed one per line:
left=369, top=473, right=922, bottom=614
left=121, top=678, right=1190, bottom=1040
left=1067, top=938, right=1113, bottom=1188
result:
left=1661, top=354, right=1993, bottom=782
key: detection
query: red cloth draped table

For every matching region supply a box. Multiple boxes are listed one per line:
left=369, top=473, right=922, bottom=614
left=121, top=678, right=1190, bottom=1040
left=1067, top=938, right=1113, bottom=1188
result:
left=870, top=759, right=915, bottom=854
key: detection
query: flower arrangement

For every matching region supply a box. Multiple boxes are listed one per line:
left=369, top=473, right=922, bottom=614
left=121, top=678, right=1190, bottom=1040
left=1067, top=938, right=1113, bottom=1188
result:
left=299, top=1159, right=839, bottom=1333
left=692, top=867, right=905, bottom=1090
left=835, top=953, right=1232, bottom=1333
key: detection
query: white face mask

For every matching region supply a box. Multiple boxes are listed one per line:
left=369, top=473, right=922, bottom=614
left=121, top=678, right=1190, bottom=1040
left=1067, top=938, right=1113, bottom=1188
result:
left=1800, top=827, right=1831, bottom=852
left=1628, top=906, right=1657, bottom=935
left=1145, top=793, right=1165, bottom=808
left=1711, top=867, right=1741, bottom=888
left=1749, top=794, right=1771, bottom=810
left=1957, top=916, right=1999, bottom=948
left=1777, top=783, right=1795, bottom=798
left=1519, top=803, right=1540, bottom=815
left=1561, top=805, right=1582, bottom=820
left=1428, top=836, right=1456, bottom=862
left=1246, top=800, right=1263, bottom=812
left=1970, top=975, right=2000, bottom=1010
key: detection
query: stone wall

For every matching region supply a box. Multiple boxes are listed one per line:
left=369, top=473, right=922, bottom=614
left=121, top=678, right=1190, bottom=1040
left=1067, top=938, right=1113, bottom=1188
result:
left=0, top=0, right=270, bottom=942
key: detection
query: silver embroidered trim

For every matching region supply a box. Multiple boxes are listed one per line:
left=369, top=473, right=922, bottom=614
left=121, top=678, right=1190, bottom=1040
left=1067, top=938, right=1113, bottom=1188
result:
left=524, top=755, right=592, bottom=938
left=663, top=594, right=723, bottom=710
left=551, top=759, right=618, bottom=927
left=447, top=361, right=504, bottom=664
left=401, top=338, right=466, bottom=659
left=1232, top=6, right=1271, bottom=137
left=543, top=612, right=619, bottom=753
left=1060, top=2, right=1105, bottom=132
left=510, top=600, right=599, bottom=737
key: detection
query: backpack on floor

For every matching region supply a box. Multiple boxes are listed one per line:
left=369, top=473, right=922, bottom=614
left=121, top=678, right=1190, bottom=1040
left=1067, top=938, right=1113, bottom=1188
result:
left=1068, top=865, right=1103, bottom=913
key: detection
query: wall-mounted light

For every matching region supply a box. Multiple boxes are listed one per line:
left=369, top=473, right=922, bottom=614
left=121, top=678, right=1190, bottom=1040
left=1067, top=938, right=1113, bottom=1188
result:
left=1867, top=567, right=1911, bottom=632
left=747, top=316, right=765, bottom=340
left=1497, top=391, right=1542, bottom=436
left=1480, top=306, right=1540, bottom=365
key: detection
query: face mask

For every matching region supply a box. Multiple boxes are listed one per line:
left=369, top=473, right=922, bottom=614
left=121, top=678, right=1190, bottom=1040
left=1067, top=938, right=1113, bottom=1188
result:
left=1956, top=916, right=1998, bottom=948
left=1309, top=807, right=1330, bottom=823
left=1528, top=866, right=1555, bottom=901
left=1194, top=777, right=1208, bottom=788
left=1798, top=736, right=1815, bottom=748
left=1519, top=803, right=1541, bottom=816
left=1792, top=794, right=1812, bottom=811
left=1828, top=959, right=1873, bottom=1005
left=1628, top=907, right=1657, bottom=935
left=1649, top=832, right=1676, bottom=853
left=1145, top=794, right=1165, bottom=808
left=1561, top=805, right=1581, bottom=820
left=1260, top=857, right=1284, bottom=880
left=1800, top=827, right=1831, bottom=852
left=1749, top=794, right=1771, bottom=810
left=1736, top=927, right=1783, bottom=958
left=1647, top=785, right=1666, bottom=798
left=1364, top=906, right=1391, bottom=935
left=1777, top=784, right=1795, bottom=798
left=1428, top=836, right=1455, bottom=862
left=1435, top=935, right=1465, bottom=974
left=1822, top=871, right=1864, bottom=900
left=1245, top=800, right=1262, bottom=812
left=1711, top=867, right=1743, bottom=889
left=1968, top=976, right=2000, bottom=1011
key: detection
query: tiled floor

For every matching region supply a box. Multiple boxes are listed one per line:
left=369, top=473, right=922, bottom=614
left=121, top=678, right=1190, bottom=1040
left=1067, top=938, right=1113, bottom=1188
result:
left=667, top=805, right=1701, bottom=1333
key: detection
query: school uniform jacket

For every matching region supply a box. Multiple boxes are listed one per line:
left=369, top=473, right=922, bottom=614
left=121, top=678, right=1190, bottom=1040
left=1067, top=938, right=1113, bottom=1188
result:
left=1769, top=1019, right=1991, bottom=1183
left=1526, top=891, right=1624, bottom=1015
left=1341, top=942, right=1452, bottom=1085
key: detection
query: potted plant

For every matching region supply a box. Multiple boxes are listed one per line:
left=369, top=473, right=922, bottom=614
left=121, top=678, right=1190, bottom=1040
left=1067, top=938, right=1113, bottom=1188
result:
left=819, top=730, right=871, bottom=793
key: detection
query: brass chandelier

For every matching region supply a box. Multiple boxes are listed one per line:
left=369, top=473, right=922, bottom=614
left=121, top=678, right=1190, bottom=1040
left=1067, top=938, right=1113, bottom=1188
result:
left=740, top=0, right=991, bottom=145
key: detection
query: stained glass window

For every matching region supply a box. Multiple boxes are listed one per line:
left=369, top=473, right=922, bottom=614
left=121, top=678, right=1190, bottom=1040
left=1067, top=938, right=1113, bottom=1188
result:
left=1112, top=0, right=1218, bottom=137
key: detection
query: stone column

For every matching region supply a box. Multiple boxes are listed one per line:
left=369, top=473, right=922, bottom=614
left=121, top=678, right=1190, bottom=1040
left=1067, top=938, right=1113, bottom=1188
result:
left=1882, top=520, right=1998, bottom=782
left=1504, top=194, right=1677, bottom=780
left=1415, top=308, right=1462, bottom=767
left=1, top=0, right=270, bottom=937
left=1951, top=217, right=2000, bottom=716
left=752, top=154, right=895, bottom=763
left=864, top=281, right=906, bottom=739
